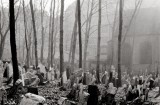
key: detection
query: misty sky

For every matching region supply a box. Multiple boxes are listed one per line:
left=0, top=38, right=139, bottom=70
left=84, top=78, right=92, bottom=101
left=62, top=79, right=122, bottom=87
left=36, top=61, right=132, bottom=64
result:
left=0, top=0, right=160, bottom=14
left=125, top=0, right=160, bottom=9
left=0, top=0, right=76, bottom=11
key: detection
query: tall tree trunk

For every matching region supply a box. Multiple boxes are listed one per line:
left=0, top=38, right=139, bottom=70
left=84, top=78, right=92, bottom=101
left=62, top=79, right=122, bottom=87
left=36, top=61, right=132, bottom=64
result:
left=110, top=1, right=119, bottom=69
left=0, top=42, right=5, bottom=59
left=40, top=30, right=44, bottom=63
left=68, top=32, right=74, bottom=63
left=23, top=0, right=30, bottom=68
left=0, top=2, right=20, bottom=59
left=30, top=0, right=38, bottom=68
left=40, top=0, right=45, bottom=63
left=70, top=3, right=78, bottom=72
left=117, top=0, right=123, bottom=87
left=23, top=39, right=25, bottom=62
left=83, top=0, right=90, bottom=75
left=40, top=27, right=44, bottom=63
left=68, top=1, right=84, bottom=64
left=31, top=41, right=34, bottom=65
left=60, top=0, right=64, bottom=85
left=96, top=0, right=101, bottom=83
left=52, top=1, right=60, bottom=63
left=77, top=0, right=82, bottom=68
left=47, top=0, right=53, bottom=68
left=9, top=0, right=19, bottom=84
left=51, top=0, right=55, bottom=67
left=83, top=0, right=94, bottom=73
left=18, top=24, right=21, bottom=62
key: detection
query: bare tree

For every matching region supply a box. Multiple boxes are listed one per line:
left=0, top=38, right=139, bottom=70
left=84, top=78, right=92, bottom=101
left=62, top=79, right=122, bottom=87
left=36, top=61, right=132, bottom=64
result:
left=70, top=3, right=78, bottom=73
left=68, top=31, right=74, bottom=64
left=9, top=0, right=19, bottom=84
left=128, top=0, right=143, bottom=73
left=77, top=0, right=82, bottom=68
left=50, top=0, right=56, bottom=67
left=30, top=0, right=38, bottom=68
left=40, top=0, right=44, bottom=63
left=96, top=0, right=101, bottom=83
left=109, top=1, right=119, bottom=69
left=69, top=0, right=85, bottom=71
left=22, top=0, right=30, bottom=68
left=40, top=0, right=48, bottom=63
left=122, top=0, right=143, bottom=43
left=47, top=0, right=53, bottom=68
left=83, top=0, right=94, bottom=74
left=53, top=1, right=60, bottom=64
left=117, top=0, right=123, bottom=87
left=60, top=0, right=64, bottom=85
left=0, top=0, right=20, bottom=59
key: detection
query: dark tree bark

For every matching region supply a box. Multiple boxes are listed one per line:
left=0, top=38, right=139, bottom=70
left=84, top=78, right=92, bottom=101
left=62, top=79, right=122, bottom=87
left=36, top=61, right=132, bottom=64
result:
left=0, top=1, right=20, bottom=59
left=117, top=0, right=123, bottom=87
left=60, top=0, right=64, bottom=85
left=69, top=1, right=84, bottom=65
left=77, top=0, right=82, bottom=68
left=30, top=0, right=38, bottom=68
left=9, top=0, right=19, bottom=84
left=96, top=0, right=101, bottom=83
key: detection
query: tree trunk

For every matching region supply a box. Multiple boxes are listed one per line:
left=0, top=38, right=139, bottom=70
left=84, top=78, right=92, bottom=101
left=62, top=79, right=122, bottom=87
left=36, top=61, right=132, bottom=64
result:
left=77, top=0, right=82, bottom=68
left=96, top=0, right=101, bottom=83
left=117, top=0, right=123, bottom=87
left=110, top=1, right=118, bottom=69
left=47, top=0, right=53, bottom=69
left=0, top=2, right=20, bottom=59
left=70, top=3, right=78, bottom=72
left=0, top=28, right=9, bottom=59
left=23, top=0, right=30, bottom=68
left=40, top=0, right=44, bottom=63
left=30, top=0, right=38, bottom=68
left=69, top=1, right=84, bottom=64
left=52, top=1, right=60, bottom=64
left=51, top=0, right=55, bottom=67
left=83, top=0, right=94, bottom=73
left=23, top=39, right=25, bottom=62
left=40, top=27, right=44, bottom=63
left=31, top=41, right=34, bottom=65
left=18, top=24, right=21, bottom=62
left=0, top=41, right=5, bottom=59
left=9, top=0, right=19, bottom=84
left=68, top=31, right=74, bottom=64
left=60, top=0, right=64, bottom=85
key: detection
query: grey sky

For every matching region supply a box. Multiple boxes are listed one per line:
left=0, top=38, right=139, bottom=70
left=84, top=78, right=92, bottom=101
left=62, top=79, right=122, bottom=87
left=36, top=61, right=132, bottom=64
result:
left=0, top=0, right=160, bottom=13
left=0, top=0, right=76, bottom=11
left=124, top=0, right=160, bottom=9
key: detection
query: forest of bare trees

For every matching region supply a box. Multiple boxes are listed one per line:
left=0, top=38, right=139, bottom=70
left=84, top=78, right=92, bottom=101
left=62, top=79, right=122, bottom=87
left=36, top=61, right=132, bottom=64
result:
left=2, top=0, right=160, bottom=104
left=3, top=0, right=149, bottom=86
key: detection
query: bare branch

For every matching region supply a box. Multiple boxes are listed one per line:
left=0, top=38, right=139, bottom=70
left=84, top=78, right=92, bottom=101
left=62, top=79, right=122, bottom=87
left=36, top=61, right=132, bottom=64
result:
left=14, top=0, right=19, bottom=5
left=1, top=0, right=6, bottom=30
left=122, top=0, right=143, bottom=44
left=15, top=0, right=21, bottom=21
